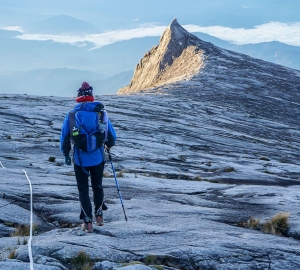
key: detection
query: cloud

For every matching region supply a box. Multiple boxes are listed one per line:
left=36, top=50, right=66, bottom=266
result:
left=184, top=22, right=300, bottom=46
left=0, top=26, right=24, bottom=33
left=14, top=22, right=300, bottom=49
left=16, top=26, right=166, bottom=50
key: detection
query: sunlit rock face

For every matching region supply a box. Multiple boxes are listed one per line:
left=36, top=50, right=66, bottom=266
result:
left=118, top=19, right=204, bottom=93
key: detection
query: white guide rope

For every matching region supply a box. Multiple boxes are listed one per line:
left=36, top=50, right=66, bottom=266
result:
left=22, top=169, right=34, bottom=270
left=0, top=163, right=34, bottom=269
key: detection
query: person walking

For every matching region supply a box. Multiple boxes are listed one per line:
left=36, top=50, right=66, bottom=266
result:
left=60, top=82, right=116, bottom=233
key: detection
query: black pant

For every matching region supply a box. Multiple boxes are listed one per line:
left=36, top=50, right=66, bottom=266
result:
left=74, top=162, right=106, bottom=220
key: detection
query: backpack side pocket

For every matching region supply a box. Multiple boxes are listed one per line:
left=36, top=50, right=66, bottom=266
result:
left=73, top=132, right=88, bottom=152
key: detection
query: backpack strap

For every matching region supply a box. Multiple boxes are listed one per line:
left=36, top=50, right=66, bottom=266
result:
left=68, top=111, right=76, bottom=141
left=97, top=110, right=108, bottom=142
left=68, top=104, right=85, bottom=140
left=69, top=111, right=91, bottom=177
left=102, top=111, right=108, bottom=142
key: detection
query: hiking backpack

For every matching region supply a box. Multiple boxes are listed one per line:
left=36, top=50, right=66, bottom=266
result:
left=68, top=103, right=108, bottom=152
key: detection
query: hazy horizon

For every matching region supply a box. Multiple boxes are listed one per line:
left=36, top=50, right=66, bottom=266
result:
left=0, top=0, right=299, bottom=96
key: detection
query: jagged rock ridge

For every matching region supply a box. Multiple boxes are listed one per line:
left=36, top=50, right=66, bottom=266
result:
left=118, top=19, right=300, bottom=94
left=118, top=19, right=205, bottom=93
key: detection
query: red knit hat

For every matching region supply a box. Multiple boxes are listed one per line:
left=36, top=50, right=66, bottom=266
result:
left=76, top=82, right=94, bottom=103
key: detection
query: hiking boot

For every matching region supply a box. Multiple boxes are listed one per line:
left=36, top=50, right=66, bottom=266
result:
left=81, top=222, right=93, bottom=233
left=82, top=216, right=93, bottom=233
left=95, top=210, right=104, bottom=226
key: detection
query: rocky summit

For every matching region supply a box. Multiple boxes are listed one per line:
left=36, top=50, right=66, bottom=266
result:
left=118, top=18, right=204, bottom=93
left=119, top=18, right=300, bottom=95
left=1, top=20, right=300, bottom=270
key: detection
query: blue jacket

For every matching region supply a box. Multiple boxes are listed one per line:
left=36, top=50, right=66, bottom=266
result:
left=60, top=102, right=116, bottom=166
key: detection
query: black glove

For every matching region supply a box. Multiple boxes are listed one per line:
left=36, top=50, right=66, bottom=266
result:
left=65, top=156, right=72, bottom=166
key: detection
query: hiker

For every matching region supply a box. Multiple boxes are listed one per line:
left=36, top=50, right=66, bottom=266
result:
left=60, top=82, right=116, bottom=233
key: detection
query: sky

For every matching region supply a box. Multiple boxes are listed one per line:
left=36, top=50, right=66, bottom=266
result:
left=1, top=0, right=300, bottom=49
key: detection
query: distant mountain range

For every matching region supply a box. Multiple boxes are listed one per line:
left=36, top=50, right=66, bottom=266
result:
left=0, top=14, right=299, bottom=96
left=0, top=26, right=159, bottom=75
left=28, top=15, right=101, bottom=34
left=0, top=68, right=133, bottom=96
left=193, top=33, right=300, bottom=72
left=92, top=70, right=134, bottom=95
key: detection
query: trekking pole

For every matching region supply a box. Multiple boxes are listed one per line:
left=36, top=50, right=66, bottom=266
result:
left=107, top=150, right=128, bottom=221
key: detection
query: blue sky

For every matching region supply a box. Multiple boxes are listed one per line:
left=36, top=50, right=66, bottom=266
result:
left=0, top=0, right=299, bottom=48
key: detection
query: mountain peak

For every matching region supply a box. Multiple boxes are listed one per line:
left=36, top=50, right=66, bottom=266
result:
left=168, top=18, right=183, bottom=32
left=170, top=17, right=178, bottom=25
left=169, top=18, right=189, bottom=34
left=160, top=18, right=190, bottom=45
left=118, top=18, right=300, bottom=95
left=118, top=19, right=202, bottom=93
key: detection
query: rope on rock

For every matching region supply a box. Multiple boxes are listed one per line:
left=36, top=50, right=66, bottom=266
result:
left=1, top=162, right=34, bottom=269
left=22, top=169, right=34, bottom=270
